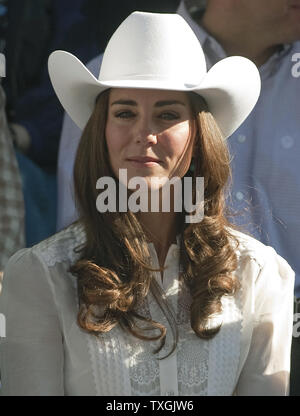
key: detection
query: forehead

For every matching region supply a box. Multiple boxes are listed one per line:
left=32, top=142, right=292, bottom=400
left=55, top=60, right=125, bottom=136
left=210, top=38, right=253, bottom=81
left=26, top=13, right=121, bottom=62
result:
left=108, top=88, right=191, bottom=105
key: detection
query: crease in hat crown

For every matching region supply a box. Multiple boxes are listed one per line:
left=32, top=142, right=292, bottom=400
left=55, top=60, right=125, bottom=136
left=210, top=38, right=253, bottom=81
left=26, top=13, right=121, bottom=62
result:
left=98, top=11, right=207, bottom=87
left=48, top=10, right=261, bottom=137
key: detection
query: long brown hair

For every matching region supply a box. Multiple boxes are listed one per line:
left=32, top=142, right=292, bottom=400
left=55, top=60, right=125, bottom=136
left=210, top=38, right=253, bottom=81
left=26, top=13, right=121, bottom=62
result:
left=70, top=89, right=240, bottom=356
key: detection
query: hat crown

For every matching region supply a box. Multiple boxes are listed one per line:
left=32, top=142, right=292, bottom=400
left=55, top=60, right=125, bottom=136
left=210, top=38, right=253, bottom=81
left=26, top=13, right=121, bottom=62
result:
left=99, top=12, right=207, bottom=88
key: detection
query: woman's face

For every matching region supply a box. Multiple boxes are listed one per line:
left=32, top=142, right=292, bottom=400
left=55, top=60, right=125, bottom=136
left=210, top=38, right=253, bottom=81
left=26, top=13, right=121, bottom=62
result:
left=105, top=88, right=195, bottom=190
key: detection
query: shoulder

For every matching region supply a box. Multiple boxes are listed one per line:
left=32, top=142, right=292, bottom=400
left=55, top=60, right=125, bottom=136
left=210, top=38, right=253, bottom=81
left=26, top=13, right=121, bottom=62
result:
left=5, top=222, right=86, bottom=272
left=1, top=223, right=86, bottom=307
left=227, top=229, right=295, bottom=320
left=228, top=228, right=272, bottom=266
left=32, top=221, right=86, bottom=268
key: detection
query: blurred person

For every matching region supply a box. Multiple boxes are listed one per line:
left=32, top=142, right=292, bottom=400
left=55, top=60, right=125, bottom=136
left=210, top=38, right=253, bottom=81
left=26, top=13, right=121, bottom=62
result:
left=5, top=0, right=103, bottom=167
left=3, top=0, right=112, bottom=246
left=0, top=11, right=295, bottom=396
left=178, top=0, right=300, bottom=396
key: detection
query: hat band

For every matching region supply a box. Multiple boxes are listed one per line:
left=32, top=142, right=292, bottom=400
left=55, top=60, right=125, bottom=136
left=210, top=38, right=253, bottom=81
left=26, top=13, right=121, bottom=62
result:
left=99, top=77, right=199, bottom=91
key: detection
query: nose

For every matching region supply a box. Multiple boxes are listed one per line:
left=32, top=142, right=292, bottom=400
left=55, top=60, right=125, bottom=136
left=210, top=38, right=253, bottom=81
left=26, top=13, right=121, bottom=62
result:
left=134, top=117, right=158, bottom=145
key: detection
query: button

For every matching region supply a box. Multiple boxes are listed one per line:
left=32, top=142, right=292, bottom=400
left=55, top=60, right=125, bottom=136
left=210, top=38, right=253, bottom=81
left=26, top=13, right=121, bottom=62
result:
left=236, top=191, right=244, bottom=201
left=237, top=134, right=246, bottom=143
left=281, top=136, right=294, bottom=149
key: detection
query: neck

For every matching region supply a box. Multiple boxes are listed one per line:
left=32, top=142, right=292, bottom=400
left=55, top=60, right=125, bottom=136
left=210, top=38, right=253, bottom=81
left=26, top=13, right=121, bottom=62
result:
left=137, top=210, right=179, bottom=267
left=200, top=7, right=281, bottom=67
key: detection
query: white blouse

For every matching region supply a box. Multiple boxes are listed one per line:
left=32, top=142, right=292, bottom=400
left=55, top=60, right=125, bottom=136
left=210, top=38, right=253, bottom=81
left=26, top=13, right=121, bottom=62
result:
left=0, top=223, right=295, bottom=396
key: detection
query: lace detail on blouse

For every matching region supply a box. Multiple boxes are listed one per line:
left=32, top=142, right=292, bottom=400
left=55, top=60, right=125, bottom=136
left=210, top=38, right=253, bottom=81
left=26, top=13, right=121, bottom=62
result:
left=126, top=335, right=161, bottom=396
left=121, top=295, right=160, bottom=396
left=34, top=223, right=86, bottom=267
left=123, top=279, right=210, bottom=396
left=176, top=282, right=209, bottom=395
left=177, top=324, right=209, bottom=395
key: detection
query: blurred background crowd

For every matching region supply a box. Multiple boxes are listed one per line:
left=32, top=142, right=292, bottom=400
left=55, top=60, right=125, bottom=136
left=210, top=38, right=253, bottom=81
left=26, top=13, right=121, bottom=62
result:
left=0, top=0, right=300, bottom=395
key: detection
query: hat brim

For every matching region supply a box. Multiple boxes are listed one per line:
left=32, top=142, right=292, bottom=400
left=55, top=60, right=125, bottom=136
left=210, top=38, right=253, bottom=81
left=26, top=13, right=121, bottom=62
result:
left=48, top=50, right=260, bottom=138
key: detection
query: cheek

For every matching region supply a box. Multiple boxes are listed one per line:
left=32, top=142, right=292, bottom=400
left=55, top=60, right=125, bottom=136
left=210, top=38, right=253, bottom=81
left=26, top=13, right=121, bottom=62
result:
left=162, top=122, right=192, bottom=159
left=105, top=123, right=123, bottom=156
left=163, top=122, right=194, bottom=178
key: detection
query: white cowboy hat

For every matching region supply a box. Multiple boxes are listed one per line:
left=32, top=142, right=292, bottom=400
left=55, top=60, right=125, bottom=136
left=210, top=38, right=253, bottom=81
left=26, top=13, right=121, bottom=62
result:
left=48, top=11, right=261, bottom=138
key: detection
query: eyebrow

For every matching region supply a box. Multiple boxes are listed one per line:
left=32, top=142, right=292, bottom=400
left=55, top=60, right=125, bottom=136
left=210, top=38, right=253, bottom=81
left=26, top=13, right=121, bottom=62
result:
left=111, top=99, right=186, bottom=107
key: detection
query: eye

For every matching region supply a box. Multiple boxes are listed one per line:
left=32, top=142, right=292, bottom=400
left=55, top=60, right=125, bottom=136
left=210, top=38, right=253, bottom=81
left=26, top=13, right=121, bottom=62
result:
left=114, top=110, right=135, bottom=119
left=158, top=111, right=180, bottom=121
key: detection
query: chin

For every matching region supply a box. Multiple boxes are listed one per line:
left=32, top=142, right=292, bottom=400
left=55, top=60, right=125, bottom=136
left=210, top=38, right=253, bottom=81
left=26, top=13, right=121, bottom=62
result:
left=129, top=175, right=170, bottom=190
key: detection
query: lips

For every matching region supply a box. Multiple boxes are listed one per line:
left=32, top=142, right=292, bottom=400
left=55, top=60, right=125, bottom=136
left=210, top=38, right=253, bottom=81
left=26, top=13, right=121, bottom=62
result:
left=127, top=156, right=162, bottom=163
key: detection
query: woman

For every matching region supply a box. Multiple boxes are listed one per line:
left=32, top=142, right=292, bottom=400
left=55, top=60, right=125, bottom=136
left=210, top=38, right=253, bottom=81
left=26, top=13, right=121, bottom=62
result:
left=0, top=11, right=294, bottom=396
